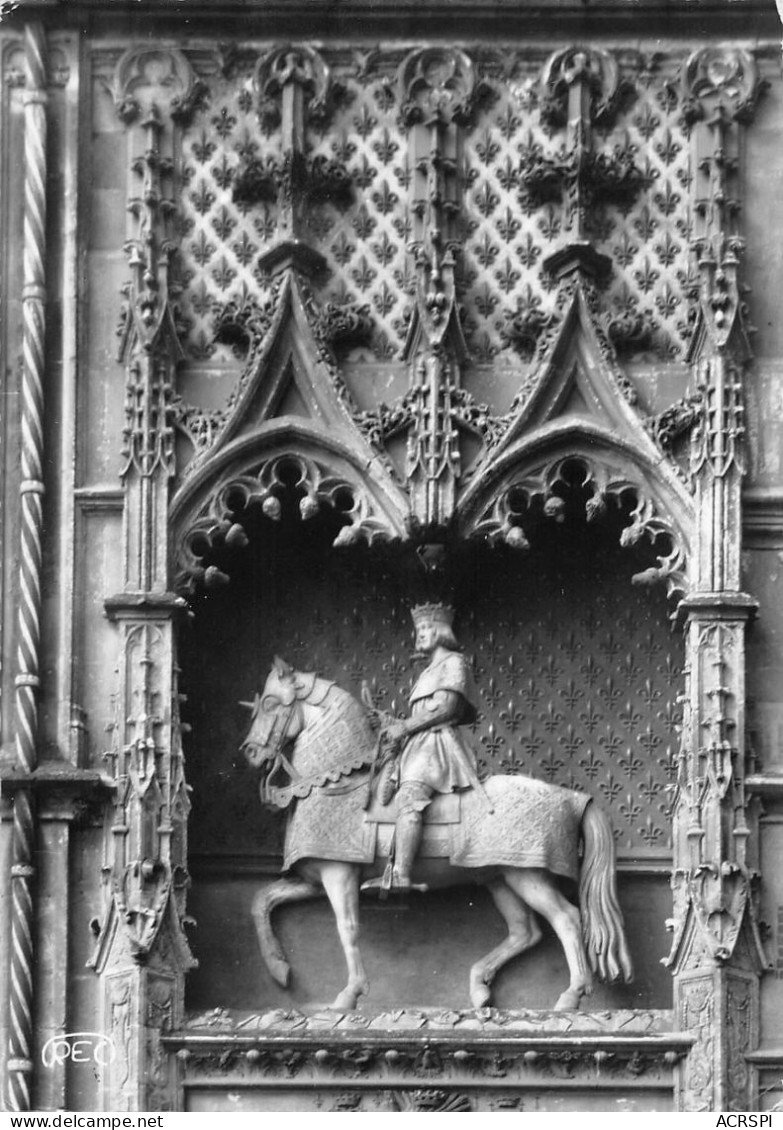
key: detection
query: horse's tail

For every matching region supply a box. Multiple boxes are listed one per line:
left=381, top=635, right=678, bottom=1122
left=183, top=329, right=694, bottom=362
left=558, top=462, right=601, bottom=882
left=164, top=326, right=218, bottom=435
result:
left=251, top=877, right=320, bottom=987
left=578, top=802, right=634, bottom=983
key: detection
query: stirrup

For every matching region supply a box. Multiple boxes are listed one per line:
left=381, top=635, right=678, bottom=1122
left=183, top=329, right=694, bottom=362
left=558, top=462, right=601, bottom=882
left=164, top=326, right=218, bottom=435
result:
left=361, top=872, right=428, bottom=898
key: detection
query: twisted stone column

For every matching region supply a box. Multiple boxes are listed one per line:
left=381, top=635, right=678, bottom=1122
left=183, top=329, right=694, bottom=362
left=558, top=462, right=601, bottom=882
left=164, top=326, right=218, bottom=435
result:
left=7, top=21, right=47, bottom=1113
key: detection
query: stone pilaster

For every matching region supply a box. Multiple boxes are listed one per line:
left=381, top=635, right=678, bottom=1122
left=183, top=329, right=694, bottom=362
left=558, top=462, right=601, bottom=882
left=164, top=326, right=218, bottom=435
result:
left=665, top=47, right=769, bottom=1112
left=87, top=46, right=200, bottom=1112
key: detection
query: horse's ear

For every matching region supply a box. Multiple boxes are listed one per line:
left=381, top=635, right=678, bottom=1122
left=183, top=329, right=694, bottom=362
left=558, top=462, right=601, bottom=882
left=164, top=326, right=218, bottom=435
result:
left=292, top=671, right=317, bottom=700
left=272, top=655, right=294, bottom=677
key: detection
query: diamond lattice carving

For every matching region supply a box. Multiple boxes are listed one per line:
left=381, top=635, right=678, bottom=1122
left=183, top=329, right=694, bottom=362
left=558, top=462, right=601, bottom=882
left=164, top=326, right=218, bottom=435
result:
left=179, top=74, right=264, bottom=360
left=177, top=49, right=693, bottom=370
left=459, top=543, right=681, bottom=856
left=461, top=55, right=693, bottom=363
left=605, top=63, right=693, bottom=359
left=305, top=71, right=411, bottom=360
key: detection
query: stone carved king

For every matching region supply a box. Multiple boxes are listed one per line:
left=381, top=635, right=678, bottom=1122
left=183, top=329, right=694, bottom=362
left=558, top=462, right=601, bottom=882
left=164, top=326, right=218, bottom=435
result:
left=364, top=602, right=487, bottom=893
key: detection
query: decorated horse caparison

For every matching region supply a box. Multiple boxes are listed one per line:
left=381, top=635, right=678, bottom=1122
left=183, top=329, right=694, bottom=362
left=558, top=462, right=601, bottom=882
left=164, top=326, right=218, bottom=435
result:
left=241, top=653, right=634, bottom=1012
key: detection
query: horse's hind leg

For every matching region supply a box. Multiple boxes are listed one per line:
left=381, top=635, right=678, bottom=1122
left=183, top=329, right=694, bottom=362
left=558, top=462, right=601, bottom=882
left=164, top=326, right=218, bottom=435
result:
left=502, top=867, right=593, bottom=1010
left=319, top=861, right=369, bottom=1011
left=469, top=878, right=542, bottom=1009
left=252, top=876, right=321, bottom=987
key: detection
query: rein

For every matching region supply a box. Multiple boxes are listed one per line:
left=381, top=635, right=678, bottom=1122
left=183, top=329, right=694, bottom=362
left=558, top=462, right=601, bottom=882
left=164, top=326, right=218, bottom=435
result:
left=248, top=677, right=377, bottom=808
left=260, top=700, right=304, bottom=808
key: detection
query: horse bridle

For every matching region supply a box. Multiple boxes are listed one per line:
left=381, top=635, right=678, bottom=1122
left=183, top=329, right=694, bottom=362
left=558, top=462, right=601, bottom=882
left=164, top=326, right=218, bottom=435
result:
left=259, top=697, right=304, bottom=808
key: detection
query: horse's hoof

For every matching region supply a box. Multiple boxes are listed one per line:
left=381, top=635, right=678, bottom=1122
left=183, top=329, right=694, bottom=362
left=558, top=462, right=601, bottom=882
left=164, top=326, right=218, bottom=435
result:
left=330, top=992, right=358, bottom=1011
left=469, top=981, right=492, bottom=1009
left=268, top=960, right=291, bottom=989
left=554, top=989, right=583, bottom=1011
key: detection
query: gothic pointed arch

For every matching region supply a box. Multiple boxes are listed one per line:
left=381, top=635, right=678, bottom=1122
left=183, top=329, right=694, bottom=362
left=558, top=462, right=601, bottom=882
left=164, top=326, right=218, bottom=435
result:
left=203, top=270, right=368, bottom=453
left=495, top=271, right=649, bottom=446
left=170, top=419, right=409, bottom=591
left=459, top=268, right=696, bottom=599
left=460, top=423, right=694, bottom=599
left=170, top=261, right=410, bottom=590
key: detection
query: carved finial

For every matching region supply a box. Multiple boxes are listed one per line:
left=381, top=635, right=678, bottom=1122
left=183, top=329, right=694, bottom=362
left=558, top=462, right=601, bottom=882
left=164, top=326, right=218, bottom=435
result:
left=397, top=47, right=475, bottom=354
left=397, top=47, right=488, bottom=128
left=681, top=47, right=767, bottom=127
left=234, top=44, right=347, bottom=275
left=394, top=48, right=480, bottom=531
left=254, top=44, right=334, bottom=134
left=117, top=103, right=183, bottom=366
left=682, top=48, right=765, bottom=357
left=111, top=46, right=204, bottom=125
left=520, top=46, right=643, bottom=255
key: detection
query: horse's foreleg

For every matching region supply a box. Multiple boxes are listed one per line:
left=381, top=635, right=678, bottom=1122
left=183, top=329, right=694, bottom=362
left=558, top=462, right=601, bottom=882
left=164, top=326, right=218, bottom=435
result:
left=319, top=861, right=368, bottom=1011
left=503, top=867, right=593, bottom=1011
left=469, top=878, right=542, bottom=1009
left=252, top=876, right=321, bottom=987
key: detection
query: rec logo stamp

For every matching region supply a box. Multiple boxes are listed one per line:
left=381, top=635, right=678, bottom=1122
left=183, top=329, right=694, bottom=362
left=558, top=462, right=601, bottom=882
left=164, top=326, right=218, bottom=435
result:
left=42, top=1032, right=116, bottom=1068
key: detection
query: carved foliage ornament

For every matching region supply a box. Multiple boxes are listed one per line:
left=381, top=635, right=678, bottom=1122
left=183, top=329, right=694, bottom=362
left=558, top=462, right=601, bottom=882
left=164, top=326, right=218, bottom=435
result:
left=176, top=453, right=399, bottom=590
left=233, top=152, right=352, bottom=211
left=254, top=44, right=339, bottom=132
left=397, top=47, right=489, bottom=128
left=213, top=281, right=372, bottom=363
left=170, top=1021, right=687, bottom=1087
left=646, top=393, right=704, bottom=452
left=680, top=48, right=766, bottom=126
left=171, top=268, right=373, bottom=476
left=519, top=47, right=644, bottom=237
left=356, top=383, right=507, bottom=452
left=232, top=45, right=353, bottom=215
left=111, top=46, right=206, bottom=125
left=681, top=48, right=765, bottom=355
left=114, top=71, right=188, bottom=495
left=471, top=455, right=688, bottom=599
left=518, top=137, right=647, bottom=218
left=212, top=284, right=281, bottom=361
left=537, top=46, right=626, bottom=131
left=666, top=615, right=765, bottom=973
left=116, top=104, right=185, bottom=364
left=93, top=622, right=192, bottom=962
left=499, top=271, right=640, bottom=412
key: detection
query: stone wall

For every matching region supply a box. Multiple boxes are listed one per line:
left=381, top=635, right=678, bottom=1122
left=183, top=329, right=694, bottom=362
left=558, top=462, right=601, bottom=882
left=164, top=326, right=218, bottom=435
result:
left=0, top=0, right=781, bottom=1112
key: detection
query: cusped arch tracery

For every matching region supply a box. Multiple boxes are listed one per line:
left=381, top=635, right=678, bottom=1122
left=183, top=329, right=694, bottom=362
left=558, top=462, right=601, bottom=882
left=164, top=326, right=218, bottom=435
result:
left=460, top=428, right=694, bottom=601
left=170, top=424, right=410, bottom=593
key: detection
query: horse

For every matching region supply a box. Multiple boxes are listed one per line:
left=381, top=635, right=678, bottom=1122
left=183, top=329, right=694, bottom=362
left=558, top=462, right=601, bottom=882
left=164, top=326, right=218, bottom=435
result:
left=240, top=657, right=633, bottom=1012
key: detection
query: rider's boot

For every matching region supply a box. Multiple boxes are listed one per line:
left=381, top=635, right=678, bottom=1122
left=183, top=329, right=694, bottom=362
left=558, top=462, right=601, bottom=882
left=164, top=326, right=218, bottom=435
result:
left=391, top=807, right=426, bottom=890
left=363, top=782, right=432, bottom=893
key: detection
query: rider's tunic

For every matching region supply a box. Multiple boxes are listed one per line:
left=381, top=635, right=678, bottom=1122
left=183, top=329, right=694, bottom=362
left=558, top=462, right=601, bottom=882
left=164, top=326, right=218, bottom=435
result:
left=399, top=650, right=479, bottom=794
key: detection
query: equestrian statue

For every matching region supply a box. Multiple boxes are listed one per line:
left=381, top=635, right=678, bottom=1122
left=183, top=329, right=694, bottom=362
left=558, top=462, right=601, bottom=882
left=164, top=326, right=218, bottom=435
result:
left=240, top=603, right=633, bottom=1012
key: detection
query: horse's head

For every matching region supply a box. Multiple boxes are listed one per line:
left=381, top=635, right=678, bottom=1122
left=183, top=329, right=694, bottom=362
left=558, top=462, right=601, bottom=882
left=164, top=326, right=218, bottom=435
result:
left=241, top=656, right=312, bottom=767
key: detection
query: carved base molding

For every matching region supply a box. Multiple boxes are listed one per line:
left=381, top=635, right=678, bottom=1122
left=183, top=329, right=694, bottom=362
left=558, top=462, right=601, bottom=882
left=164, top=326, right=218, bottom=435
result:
left=746, top=1050, right=783, bottom=1113
left=164, top=1008, right=690, bottom=1112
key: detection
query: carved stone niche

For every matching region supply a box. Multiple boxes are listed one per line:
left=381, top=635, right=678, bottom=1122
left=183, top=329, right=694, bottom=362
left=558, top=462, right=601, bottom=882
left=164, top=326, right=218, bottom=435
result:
left=174, top=439, right=682, bottom=1036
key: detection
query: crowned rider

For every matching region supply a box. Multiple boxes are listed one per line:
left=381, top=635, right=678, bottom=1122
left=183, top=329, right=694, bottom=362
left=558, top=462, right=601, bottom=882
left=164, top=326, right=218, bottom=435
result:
left=364, top=602, right=484, bottom=893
